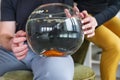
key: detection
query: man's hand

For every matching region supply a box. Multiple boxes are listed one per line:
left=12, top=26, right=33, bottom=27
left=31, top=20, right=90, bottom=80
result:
left=11, top=30, right=28, bottom=60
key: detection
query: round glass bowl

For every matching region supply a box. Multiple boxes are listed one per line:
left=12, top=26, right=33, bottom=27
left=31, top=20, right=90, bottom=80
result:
left=26, top=3, right=84, bottom=57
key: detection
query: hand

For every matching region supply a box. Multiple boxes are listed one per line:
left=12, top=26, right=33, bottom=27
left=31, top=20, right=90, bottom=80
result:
left=65, top=5, right=97, bottom=38
left=64, top=5, right=80, bottom=18
left=80, top=10, right=98, bottom=38
left=11, top=30, right=28, bottom=60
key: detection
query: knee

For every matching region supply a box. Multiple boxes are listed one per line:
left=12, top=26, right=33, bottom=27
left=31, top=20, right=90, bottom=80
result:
left=109, top=41, right=120, bottom=56
left=32, top=56, right=74, bottom=80
left=113, top=42, right=120, bottom=53
left=48, top=71, right=73, bottom=80
left=101, top=40, right=120, bottom=57
left=45, top=65, right=74, bottom=80
left=49, top=70, right=74, bottom=80
left=34, top=70, right=74, bottom=80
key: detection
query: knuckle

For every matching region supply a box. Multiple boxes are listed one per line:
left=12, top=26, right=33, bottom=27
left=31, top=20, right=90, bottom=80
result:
left=12, top=48, right=17, bottom=53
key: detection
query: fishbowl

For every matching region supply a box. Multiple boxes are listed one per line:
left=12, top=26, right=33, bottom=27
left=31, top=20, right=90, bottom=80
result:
left=26, top=3, right=84, bottom=57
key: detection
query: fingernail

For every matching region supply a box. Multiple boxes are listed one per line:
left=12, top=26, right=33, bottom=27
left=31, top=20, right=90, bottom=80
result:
left=81, top=20, right=84, bottom=23
left=84, top=32, right=87, bottom=34
left=87, top=35, right=90, bottom=38
left=76, top=11, right=79, bottom=15
left=82, top=26, right=85, bottom=29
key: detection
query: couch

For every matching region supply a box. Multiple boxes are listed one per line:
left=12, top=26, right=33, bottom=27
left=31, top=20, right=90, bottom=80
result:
left=0, top=39, right=95, bottom=80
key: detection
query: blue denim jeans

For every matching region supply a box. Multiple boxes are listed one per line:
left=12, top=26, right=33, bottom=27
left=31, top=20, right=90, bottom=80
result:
left=0, top=46, right=74, bottom=80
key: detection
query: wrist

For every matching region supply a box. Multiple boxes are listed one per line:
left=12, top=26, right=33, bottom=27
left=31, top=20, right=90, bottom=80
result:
left=0, top=34, right=14, bottom=50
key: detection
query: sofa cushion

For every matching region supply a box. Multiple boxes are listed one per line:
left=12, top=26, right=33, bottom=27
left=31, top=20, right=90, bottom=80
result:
left=74, top=64, right=95, bottom=80
left=0, top=64, right=95, bottom=80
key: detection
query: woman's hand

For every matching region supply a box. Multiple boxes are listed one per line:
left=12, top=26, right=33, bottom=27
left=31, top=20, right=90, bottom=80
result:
left=11, top=30, right=28, bottom=60
left=65, top=5, right=98, bottom=38
left=80, top=10, right=98, bottom=38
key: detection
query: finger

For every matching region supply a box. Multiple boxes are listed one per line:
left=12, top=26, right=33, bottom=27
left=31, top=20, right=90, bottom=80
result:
left=87, top=32, right=95, bottom=38
left=72, top=5, right=84, bottom=19
left=73, top=5, right=80, bottom=14
left=84, top=28, right=94, bottom=35
left=14, top=48, right=28, bottom=57
left=64, top=9, right=72, bottom=18
left=19, top=42, right=24, bottom=46
left=13, top=37, right=26, bottom=44
left=82, top=17, right=91, bottom=24
left=79, top=13, right=85, bottom=19
left=16, top=30, right=26, bottom=37
left=12, top=44, right=28, bottom=53
left=17, top=55, right=27, bottom=60
left=81, top=10, right=89, bottom=17
left=11, top=37, right=26, bottom=51
left=82, top=23, right=92, bottom=30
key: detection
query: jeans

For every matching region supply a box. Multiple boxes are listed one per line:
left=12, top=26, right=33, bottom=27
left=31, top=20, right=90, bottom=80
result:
left=0, top=46, right=74, bottom=80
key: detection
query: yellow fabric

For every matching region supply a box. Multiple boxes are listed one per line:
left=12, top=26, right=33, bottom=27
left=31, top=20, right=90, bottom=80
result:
left=86, top=16, right=120, bottom=80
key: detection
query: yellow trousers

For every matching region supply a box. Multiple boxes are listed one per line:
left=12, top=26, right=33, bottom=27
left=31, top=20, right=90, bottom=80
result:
left=86, top=16, right=120, bottom=80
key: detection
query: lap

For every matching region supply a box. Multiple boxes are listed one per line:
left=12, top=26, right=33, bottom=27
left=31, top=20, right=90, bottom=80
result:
left=0, top=46, right=29, bottom=76
left=31, top=55, right=74, bottom=80
left=103, top=16, right=120, bottom=37
left=0, top=46, right=74, bottom=79
left=86, top=21, right=120, bottom=49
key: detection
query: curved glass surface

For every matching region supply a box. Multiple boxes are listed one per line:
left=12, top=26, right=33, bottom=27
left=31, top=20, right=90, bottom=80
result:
left=26, top=3, right=84, bottom=56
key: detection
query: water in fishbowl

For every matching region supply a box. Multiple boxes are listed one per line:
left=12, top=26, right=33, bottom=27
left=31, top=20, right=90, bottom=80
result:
left=26, top=3, right=84, bottom=56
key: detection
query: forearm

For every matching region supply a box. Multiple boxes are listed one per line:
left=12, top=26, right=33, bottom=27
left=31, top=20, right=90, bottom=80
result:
left=0, top=21, right=16, bottom=50
left=94, top=0, right=120, bottom=27
left=0, top=33, right=14, bottom=51
left=94, top=6, right=119, bottom=27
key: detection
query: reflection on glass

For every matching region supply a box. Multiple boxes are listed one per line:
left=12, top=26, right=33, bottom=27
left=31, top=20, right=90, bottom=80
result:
left=26, top=3, right=84, bottom=56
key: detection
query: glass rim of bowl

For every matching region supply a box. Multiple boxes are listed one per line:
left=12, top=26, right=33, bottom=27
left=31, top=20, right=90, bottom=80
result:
left=29, top=3, right=73, bottom=18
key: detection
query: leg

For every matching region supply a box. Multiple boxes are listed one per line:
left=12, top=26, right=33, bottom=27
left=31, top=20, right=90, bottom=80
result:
left=0, top=46, right=29, bottom=76
left=31, top=55, right=74, bottom=80
left=104, top=16, right=120, bottom=37
left=86, top=17, right=120, bottom=80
